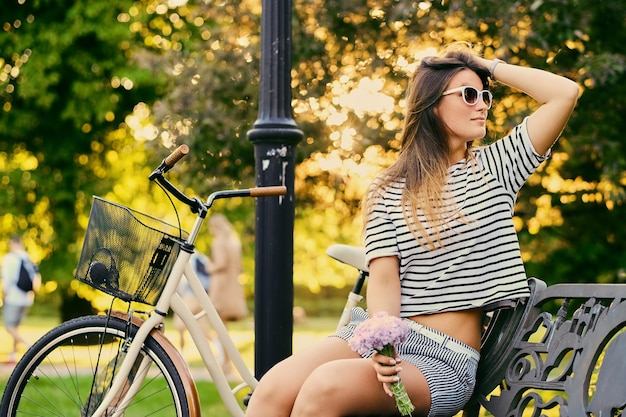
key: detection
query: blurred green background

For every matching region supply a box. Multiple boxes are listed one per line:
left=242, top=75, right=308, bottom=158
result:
left=1, top=0, right=625, bottom=322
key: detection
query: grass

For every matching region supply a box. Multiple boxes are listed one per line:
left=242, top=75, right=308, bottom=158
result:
left=0, top=313, right=338, bottom=416
left=0, top=373, right=243, bottom=416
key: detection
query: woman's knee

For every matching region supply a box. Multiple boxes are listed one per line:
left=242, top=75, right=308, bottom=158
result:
left=291, top=362, right=360, bottom=416
left=246, top=360, right=301, bottom=415
left=298, top=364, right=344, bottom=399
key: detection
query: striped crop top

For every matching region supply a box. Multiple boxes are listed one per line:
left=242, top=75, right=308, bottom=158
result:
left=364, top=119, right=548, bottom=316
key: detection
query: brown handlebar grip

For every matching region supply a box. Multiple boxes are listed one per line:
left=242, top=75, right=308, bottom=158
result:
left=249, top=186, right=287, bottom=197
left=163, top=144, right=190, bottom=168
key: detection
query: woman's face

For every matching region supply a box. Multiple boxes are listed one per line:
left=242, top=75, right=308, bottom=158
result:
left=436, top=69, right=489, bottom=162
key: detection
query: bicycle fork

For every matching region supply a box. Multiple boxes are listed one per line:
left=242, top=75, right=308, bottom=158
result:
left=83, top=345, right=152, bottom=417
left=87, top=312, right=163, bottom=417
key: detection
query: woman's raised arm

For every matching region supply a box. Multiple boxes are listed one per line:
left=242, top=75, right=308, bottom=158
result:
left=477, top=57, right=580, bottom=155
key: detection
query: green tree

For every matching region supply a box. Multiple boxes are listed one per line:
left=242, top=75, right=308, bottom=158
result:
left=120, top=0, right=261, bottom=192
left=122, top=0, right=626, bottom=288
left=0, top=0, right=163, bottom=295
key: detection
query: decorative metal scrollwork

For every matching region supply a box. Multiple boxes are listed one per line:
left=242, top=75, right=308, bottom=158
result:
left=479, top=281, right=626, bottom=417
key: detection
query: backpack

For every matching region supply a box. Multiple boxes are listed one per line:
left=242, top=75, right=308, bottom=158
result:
left=194, top=254, right=211, bottom=292
left=16, top=259, right=35, bottom=292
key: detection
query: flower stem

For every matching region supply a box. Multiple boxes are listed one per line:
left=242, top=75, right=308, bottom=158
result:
left=391, top=379, right=415, bottom=416
left=378, top=344, right=415, bottom=416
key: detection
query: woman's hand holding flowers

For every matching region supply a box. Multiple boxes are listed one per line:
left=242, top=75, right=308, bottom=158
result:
left=371, top=351, right=403, bottom=397
left=349, top=311, right=415, bottom=416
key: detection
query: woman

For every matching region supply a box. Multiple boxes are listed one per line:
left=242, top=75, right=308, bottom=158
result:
left=245, top=46, right=579, bottom=417
left=207, top=214, right=248, bottom=322
left=207, top=213, right=248, bottom=375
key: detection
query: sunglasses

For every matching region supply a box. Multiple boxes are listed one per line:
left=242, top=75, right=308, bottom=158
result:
left=442, top=86, right=493, bottom=109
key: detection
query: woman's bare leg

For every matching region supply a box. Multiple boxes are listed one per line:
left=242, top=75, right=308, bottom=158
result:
left=173, top=314, right=186, bottom=350
left=245, top=337, right=360, bottom=417
left=290, top=355, right=431, bottom=417
left=245, top=336, right=432, bottom=417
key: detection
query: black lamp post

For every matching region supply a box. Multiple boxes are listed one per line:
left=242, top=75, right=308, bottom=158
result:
left=247, top=0, right=303, bottom=379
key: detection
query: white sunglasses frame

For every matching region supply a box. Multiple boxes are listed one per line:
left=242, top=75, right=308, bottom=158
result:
left=442, top=86, right=493, bottom=109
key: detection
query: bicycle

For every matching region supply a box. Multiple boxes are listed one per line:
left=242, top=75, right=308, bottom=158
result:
left=0, top=145, right=292, bottom=417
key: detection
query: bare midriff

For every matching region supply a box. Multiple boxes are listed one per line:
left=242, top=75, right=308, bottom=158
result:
left=407, top=308, right=483, bottom=351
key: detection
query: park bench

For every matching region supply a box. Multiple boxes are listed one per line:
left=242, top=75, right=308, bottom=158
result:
left=465, top=277, right=626, bottom=417
left=326, top=245, right=626, bottom=417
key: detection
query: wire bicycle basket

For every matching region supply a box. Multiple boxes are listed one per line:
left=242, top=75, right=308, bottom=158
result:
left=75, top=197, right=188, bottom=306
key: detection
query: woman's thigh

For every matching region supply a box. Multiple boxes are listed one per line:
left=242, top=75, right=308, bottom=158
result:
left=291, top=354, right=431, bottom=417
left=246, top=337, right=361, bottom=416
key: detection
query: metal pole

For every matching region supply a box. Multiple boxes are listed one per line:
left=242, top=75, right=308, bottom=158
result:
left=247, top=0, right=303, bottom=379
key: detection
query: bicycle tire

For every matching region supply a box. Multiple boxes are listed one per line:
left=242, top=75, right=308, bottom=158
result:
left=0, top=314, right=192, bottom=417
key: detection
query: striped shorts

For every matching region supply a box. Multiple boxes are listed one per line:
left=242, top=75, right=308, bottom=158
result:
left=331, top=307, right=480, bottom=417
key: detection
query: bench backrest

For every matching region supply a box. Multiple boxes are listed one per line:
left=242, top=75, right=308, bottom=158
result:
left=466, top=277, right=626, bottom=417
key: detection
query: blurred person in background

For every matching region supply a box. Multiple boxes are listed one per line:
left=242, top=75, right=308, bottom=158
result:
left=206, top=214, right=248, bottom=376
left=2, top=235, right=41, bottom=364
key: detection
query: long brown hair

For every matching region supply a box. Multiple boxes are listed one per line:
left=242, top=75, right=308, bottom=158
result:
left=366, top=47, right=490, bottom=249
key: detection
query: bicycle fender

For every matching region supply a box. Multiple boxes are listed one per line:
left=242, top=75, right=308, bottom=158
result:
left=110, top=310, right=201, bottom=417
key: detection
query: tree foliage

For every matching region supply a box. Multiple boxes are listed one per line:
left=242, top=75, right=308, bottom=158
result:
left=287, top=0, right=626, bottom=285
left=121, top=0, right=262, bottom=191
left=1, top=0, right=625, bottom=309
left=0, top=0, right=161, bottom=289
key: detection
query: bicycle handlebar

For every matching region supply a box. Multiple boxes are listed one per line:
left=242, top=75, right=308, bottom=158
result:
left=163, top=144, right=190, bottom=169
left=150, top=144, right=190, bottom=177
left=249, top=186, right=287, bottom=197
left=149, top=145, right=287, bottom=212
left=205, top=186, right=286, bottom=206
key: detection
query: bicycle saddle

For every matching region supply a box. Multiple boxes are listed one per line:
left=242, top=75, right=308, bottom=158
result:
left=326, top=244, right=368, bottom=273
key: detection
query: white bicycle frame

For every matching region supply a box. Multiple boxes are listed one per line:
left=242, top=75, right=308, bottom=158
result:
left=88, top=228, right=369, bottom=417
left=90, top=213, right=257, bottom=417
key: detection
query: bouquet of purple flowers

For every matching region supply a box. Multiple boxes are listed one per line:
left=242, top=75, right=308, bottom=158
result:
left=348, top=311, right=415, bottom=416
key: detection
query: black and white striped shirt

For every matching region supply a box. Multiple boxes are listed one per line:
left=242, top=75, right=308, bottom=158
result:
left=365, top=119, right=548, bottom=316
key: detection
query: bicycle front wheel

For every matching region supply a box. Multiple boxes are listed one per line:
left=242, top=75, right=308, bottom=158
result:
left=0, top=314, right=192, bottom=417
